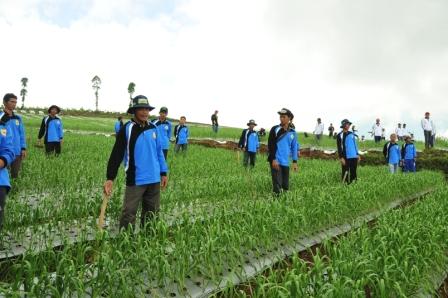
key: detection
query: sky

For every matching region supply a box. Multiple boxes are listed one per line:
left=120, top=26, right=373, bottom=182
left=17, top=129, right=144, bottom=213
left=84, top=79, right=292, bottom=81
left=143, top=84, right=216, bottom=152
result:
left=0, top=0, right=447, bottom=140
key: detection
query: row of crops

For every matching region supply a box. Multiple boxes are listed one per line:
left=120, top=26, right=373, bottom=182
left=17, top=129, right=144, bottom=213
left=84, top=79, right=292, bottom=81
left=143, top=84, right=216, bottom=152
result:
left=0, top=124, right=447, bottom=296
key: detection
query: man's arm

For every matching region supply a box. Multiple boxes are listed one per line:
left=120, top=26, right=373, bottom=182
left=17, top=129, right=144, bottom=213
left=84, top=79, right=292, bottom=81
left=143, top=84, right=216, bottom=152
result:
left=106, top=127, right=127, bottom=181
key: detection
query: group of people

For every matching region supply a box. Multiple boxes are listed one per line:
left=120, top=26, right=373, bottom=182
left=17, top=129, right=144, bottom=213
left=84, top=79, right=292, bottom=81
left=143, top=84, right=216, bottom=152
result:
left=383, top=134, right=417, bottom=174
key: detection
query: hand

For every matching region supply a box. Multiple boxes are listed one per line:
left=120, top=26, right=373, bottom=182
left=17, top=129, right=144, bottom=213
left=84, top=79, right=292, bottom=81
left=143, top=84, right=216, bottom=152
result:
left=21, top=150, right=27, bottom=159
left=358, top=155, right=361, bottom=162
left=272, top=160, right=280, bottom=171
left=0, top=159, right=4, bottom=169
left=292, top=163, right=298, bottom=172
left=103, top=180, right=113, bottom=196
left=60, top=139, right=64, bottom=146
left=340, top=158, right=346, bottom=166
left=161, top=176, right=168, bottom=189
left=37, top=139, right=42, bottom=145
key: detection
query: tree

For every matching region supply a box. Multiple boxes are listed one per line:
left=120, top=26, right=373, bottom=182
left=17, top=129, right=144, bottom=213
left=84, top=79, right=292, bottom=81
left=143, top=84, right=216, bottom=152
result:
left=127, top=82, right=136, bottom=107
left=20, top=77, right=28, bottom=109
left=92, top=75, right=101, bottom=112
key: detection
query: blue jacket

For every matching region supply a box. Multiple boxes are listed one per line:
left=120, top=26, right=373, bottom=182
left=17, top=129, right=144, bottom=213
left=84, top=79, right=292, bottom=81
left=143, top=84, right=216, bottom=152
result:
left=383, top=142, right=401, bottom=164
left=402, top=143, right=417, bottom=160
left=114, top=120, right=123, bottom=134
left=0, top=112, right=26, bottom=156
left=0, top=122, right=16, bottom=189
left=174, top=124, right=189, bottom=145
left=268, top=125, right=299, bottom=167
left=38, top=116, right=63, bottom=143
left=337, top=131, right=359, bottom=159
left=107, top=120, right=168, bottom=186
left=152, top=119, right=172, bottom=150
left=239, top=129, right=259, bottom=153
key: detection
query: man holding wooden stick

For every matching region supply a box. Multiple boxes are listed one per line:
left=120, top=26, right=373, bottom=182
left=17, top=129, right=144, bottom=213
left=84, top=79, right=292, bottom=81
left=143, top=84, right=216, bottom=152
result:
left=103, top=95, right=168, bottom=230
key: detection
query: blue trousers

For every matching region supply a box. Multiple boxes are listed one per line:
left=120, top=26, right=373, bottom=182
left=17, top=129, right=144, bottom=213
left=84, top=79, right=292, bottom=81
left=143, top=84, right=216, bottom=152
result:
left=403, top=159, right=416, bottom=173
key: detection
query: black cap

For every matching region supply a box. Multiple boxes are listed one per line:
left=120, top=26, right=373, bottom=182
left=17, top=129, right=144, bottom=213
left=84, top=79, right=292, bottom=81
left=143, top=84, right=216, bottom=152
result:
left=127, top=95, right=155, bottom=114
left=247, top=119, right=257, bottom=126
left=340, top=119, right=352, bottom=128
left=159, top=106, right=168, bottom=114
left=48, top=105, right=61, bottom=114
left=277, top=108, right=294, bottom=119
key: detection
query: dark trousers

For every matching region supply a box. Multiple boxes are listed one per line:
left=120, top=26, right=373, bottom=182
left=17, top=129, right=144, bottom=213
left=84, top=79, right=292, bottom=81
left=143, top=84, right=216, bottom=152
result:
left=424, top=130, right=433, bottom=149
left=243, top=152, right=256, bottom=167
left=45, top=142, right=61, bottom=156
left=9, top=156, right=22, bottom=179
left=374, top=136, right=382, bottom=143
left=271, top=165, right=290, bottom=194
left=403, top=159, right=416, bottom=173
left=162, top=149, right=168, bottom=161
left=341, top=158, right=358, bottom=184
left=175, top=144, right=188, bottom=154
left=119, top=183, right=160, bottom=230
left=0, top=187, right=8, bottom=231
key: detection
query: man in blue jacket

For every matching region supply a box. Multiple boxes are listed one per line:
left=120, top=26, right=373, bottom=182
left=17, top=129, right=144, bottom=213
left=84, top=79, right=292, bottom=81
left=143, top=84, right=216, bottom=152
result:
left=337, top=119, right=360, bottom=184
left=383, top=133, right=401, bottom=174
left=152, top=107, right=172, bottom=161
left=38, top=105, right=64, bottom=156
left=267, top=109, right=299, bottom=195
left=1, top=93, right=26, bottom=178
left=0, top=118, right=16, bottom=231
left=104, top=95, right=168, bottom=230
left=239, top=119, right=260, bottom=168
left=174, top=116, right=189, bottom=154
left=114, top=116, right=124, bottom=135
left=401, top=135, right=417, bottom=173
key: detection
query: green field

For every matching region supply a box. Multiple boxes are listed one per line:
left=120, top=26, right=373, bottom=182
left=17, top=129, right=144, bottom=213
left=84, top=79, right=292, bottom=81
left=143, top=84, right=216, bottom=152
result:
left=0, top=115, right=446, bottom=296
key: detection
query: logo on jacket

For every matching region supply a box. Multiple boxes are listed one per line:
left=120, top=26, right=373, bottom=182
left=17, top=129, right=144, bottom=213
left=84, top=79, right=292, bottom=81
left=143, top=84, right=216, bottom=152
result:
left=152, top=132, right=157, bottom=139
left=15, top=120, right=20, bottom=126
left=290, top=134, right=294, bottom=140
left=164, top=125, right=169, bottom=130
left=1, top=129, right=6, bottom=136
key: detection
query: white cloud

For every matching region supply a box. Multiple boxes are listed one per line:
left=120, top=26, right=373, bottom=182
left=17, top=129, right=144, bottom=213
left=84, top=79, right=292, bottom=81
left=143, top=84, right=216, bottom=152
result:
left=0, top=0, right=446, bottom=140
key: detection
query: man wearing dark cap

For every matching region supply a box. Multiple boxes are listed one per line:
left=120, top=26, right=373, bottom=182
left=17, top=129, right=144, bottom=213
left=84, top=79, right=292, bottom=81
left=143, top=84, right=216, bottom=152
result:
left=104, top=95, right=168, bottom=230
left=267, top=109, right=299, bottom=195
left=211, top=110, right=219, bottom=133
left=38, top=105, right=64, bottom=156
left=337, top=119, right=360, bottom=184
left=1, top=93, right=27, bottom=178
left=152, top=107, right=172, bottom=160
left=238, top=119, right=260, bottom=168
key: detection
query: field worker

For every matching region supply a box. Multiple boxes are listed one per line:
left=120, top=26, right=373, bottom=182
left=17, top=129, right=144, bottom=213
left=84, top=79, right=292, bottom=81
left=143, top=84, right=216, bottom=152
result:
left=238, top=119, right=260, bottom=168
left=372, top=118, right=383, bottom=143
left=337, top=119, right=360, bottom=184
left=152, top=107, right=172, bottom=160
left=395, top=123, right=404, bottom=141
left=104, top=95, right=168, bottom=230
left=402, top=123, right=409, bottom=137
left=328, top=123, right=335, bottom=138
left=114, top=116, right=124, bottom=135
left=0, top=118, right=15, bottom=232
left=174, top=116, right=189, bottom=154
left=267, top=109, right=299, bottom=195
left=402, top=135, right=417, bottom=173
left=383, top=133, right=401, bottom=174
left=211, top=110, right=219, bottom=133
left=1, top=94, right=26, bottom=179
left=313, top=118, right=324, bottom=142
left=38, top=105, right=63, bottom=156
left=421, top=112, right=435, bottom=149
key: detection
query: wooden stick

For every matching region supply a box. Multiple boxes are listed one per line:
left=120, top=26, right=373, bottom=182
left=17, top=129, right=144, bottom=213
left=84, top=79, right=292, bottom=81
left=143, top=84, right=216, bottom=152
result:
left=98, top=193, right=110, bottom=230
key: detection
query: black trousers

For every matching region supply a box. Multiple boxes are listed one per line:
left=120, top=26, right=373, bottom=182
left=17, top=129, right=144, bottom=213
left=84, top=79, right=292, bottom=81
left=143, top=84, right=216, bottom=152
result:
left=424, top=130, right=433, bottom=149
left=0, top=187, right=8, bottom=231
left=374, top=136, right=382, bottom=143
left=243, top=152, right=256, bottom=167
left=163, top=149, right=168, bottom=161
left=341, top=158, right=358, bottom=184
left=45, top=142, right=61, bottom=155
left=271, top=165, right=290, bottom=194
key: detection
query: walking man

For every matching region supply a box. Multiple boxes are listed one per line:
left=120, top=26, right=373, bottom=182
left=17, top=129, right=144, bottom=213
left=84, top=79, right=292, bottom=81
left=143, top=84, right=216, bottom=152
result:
left=267, top=109, right=299, bottom=195
left=211, top=110, right=219, bottom=133
left=0, top=118, right=15, bottom=232
left=152, top=107, right=172, bottom=160
left=38, top=105, right=63, bottom=156
left=328, top=123, right=335, bottom=138
left=383, top=133, right=401, bottom=174
left=238, top=119, right=260, bottom=168
left=337, top=119, right=360, bottom=184
left=421, top=112, right=435, bottom=149
left=313, top=118, right=324, bottom=142
left=1, top=94, right=26, bottom=179
left=402, top=136, right=417, bottom=173
left=372, top=118, right=383, bottom=143
left=174, top=116, right=189, bottom=154
left=114, top=116, right=124, bottom=135
left=104, top=95, right=168, bottom=230
left=395, top=123, right=404, bottom=141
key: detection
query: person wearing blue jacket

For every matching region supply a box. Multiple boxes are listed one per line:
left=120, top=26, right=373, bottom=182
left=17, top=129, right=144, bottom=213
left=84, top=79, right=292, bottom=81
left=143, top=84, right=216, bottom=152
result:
left=1, top=93, right=26, bottom=178
left=0, top=119, right=16, bottom=231
left=152, top=107, right=172, bottom=161
left=104, top=95, right=168, bottom=230
left=38, top=105, right=64, bottom=156
left=174, top=116, right=189, bottom=154
left=267, top=109, right=299, bottom=195
left=337, top=119, right=360, bottom=184
left=401, top=135, right=417, bottom=173
left=383, top=133, right=401, bottom=174
left=114, top=116, right=124, bottom=135
left=239, top=119, right=260, bottom=168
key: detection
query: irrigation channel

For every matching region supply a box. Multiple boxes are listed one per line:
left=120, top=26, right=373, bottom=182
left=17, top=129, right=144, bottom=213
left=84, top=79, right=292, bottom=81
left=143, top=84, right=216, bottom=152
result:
left=5, top=188, right=445, bottom=297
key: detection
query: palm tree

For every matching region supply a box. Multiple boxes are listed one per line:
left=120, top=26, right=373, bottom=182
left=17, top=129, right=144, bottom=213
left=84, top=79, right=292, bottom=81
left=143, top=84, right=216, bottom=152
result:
left=20, top=77, right=28, bottom=109
left=92, top=75, right=101, bottom=112
left=127, top=82, right=136, bottom=106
